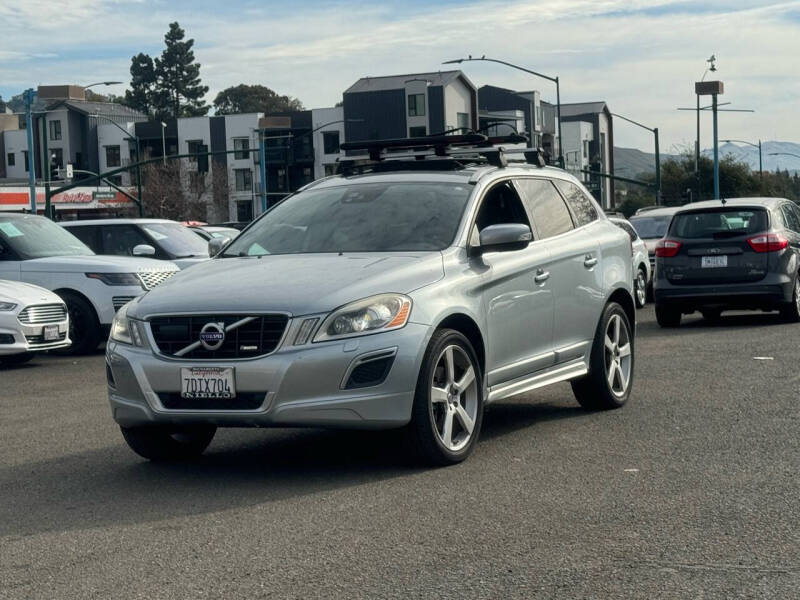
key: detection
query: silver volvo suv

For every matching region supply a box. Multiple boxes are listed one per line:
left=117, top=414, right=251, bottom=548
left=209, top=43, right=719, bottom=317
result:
left=107, top=152, right=636, bottom=465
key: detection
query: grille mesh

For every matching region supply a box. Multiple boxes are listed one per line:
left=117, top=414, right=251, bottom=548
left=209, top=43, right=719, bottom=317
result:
left=113, top=296, right=137, bottom=311
left=138, top=269, right=178, bottom=290
left=18, top=304, right=67, bottom=325
left=149, top=314, right=289, bottom=359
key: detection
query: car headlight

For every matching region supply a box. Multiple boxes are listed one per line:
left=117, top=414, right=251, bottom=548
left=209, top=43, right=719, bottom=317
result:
left=314, top=294, right=412, bottom=342
left=86, top=272, right=144, bottom=288
left=0, top=301, right=17, bottom=311
left=110, top=302, right=143, bottom=346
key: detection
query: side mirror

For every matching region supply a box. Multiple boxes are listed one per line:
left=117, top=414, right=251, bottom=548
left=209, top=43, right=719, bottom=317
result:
left=473, top=223, right=533, bottom=255
left=132, top=244, right=156, bottom=257
left=208, top=236, right=230, bottom=257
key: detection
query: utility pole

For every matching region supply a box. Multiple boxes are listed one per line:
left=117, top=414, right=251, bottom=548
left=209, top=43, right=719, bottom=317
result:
left=654, top=127, right=661, bottom=205
left=258, top=129, right=267, bottom=214
left=712, top=93, right=720, bottom=199
left=23, top=89, right=37, bottom=212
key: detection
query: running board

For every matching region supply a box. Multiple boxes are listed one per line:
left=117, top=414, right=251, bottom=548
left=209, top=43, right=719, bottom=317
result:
left=487, top=360, right=587, bottom=403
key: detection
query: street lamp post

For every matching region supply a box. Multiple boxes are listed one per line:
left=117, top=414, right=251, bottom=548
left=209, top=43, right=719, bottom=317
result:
left=442, top=56, right=563, bottom=168
left=160, top=122, right=167, bottom=165
left=721, top=139, right=762, bottom=178
left=769, top=152, right=800, bottom=159
left=23, top=89, right=37, bottom=212
left=611, top=112, right=661, bottom=205
left=89, top=114, right=143, bottom=216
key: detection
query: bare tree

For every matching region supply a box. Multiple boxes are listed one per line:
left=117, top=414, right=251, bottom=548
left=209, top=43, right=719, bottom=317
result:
left=141, top=162, right=189, bottom=220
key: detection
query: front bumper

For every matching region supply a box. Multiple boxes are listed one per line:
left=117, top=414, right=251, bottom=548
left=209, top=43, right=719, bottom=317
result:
left=106, top=322, right=431, bottom=429
left=0, top=318, right=70, bottom=355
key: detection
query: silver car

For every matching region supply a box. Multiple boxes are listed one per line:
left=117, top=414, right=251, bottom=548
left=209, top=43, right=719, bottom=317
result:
left=107, top=163, right=636, bottom=465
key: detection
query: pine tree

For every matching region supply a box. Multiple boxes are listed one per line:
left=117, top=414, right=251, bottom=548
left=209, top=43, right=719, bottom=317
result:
left=153, top=22, right=209, bottom=118
left=124, top=53, right=157, bottom=116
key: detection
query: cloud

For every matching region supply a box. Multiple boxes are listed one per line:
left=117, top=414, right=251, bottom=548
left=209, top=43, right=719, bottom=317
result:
left=1, top=0, right=798, bottom=150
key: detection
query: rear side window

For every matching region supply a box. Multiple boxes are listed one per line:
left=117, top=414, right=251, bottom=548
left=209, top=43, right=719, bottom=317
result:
left=554, top=180, right=598, bottom=227
left=670, top=209, right=768, bottom=239
left=515, top=179, right=574, bottom=239
left=781, top=204, right=800, bottom=233
left=64, top=225, right=99, bottom=251
left=613, top=220, right=638, bottom=242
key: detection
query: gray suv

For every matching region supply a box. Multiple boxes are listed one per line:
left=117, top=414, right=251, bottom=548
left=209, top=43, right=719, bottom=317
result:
left=654, top=197, right=800, bottom=326
left=107, top=153, right=636, bottom=465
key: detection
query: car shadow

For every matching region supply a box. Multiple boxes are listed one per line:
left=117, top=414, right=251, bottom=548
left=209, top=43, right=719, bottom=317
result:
left=0, top=397, right=584, bottom=538
left=637, top=310, right=789, bottom=334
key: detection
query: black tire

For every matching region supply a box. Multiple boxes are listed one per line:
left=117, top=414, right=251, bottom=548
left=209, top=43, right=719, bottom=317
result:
left=57, top=292, right=101, bottom=354
left=701, top=309, right=722, bottom=323
left=634, top=266, right=647, bottom=308
left=655, top=304, right=681, bottom=328
left=120, top=425, right=217, bottom=461
left=779, top=275, right=800, bottom=323
left=0, top=352, right=36, bottom=366
left=572, top=302, right=634, bottom=411
left=407, top=329, right=484, bottom=466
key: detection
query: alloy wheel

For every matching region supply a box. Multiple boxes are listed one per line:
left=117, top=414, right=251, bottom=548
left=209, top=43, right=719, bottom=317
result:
left=604, top=314, right=632, bottom=398
left=635, top=271, right=647, bottom=306
left=430, top=345, right=479, bottom=452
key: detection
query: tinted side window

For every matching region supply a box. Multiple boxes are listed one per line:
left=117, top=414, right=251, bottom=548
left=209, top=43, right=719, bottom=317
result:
left=515, top=179, right=574, bottom=239
left=554, top=180, right=598, bottom=227
left=65, top=225, right=99, bottom=252
left=101, top=225, right=152, bottom=256
left=782, top=204, right=800, bottom=233
left=472, top=181, right=531, bottom=244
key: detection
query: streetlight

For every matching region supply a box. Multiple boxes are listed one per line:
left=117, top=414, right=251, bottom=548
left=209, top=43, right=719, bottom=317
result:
left=83, top=81, right=123, bottom=90
left=769, top=152, right=800, bottom=159
left=442, top=56, right=563, bottom=168
left=721, top=139, right=762, bottom=177
left=160, top=122, right=167, bottom=164
left=611, top=112, right=661, bottom=205
left=89, top=113, right=143, bottom=216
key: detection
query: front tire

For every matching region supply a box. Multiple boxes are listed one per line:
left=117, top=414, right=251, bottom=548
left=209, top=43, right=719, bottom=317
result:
left=407, top=329, right=483, bottom=466
left=634, top=267, right=647, bottom=308
left=655, top=304, right=681, bottom=328
left=58, top=292, right=101, bottom=354
left=572, top=302, right=634, bottom=410
left=120, top=425, right=217, bottom=461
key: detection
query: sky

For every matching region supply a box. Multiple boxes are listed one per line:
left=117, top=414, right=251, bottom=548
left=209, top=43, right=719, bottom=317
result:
left=1, top=0, right=799, bottom=153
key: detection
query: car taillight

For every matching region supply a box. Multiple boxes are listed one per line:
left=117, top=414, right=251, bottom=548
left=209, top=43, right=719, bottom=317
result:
left=655, top=239, right=681, bottom=258
left=747, top=233, right=789, bottom=253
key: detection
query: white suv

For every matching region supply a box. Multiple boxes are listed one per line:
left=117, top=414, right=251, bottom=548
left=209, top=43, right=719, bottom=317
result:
left=0, top=213, right=179, bottom=354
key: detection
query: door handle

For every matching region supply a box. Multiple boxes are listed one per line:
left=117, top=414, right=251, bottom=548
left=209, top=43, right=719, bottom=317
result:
left=584, top=255, right=598, bottom=268
left=534, top=269, right=550, bottom=284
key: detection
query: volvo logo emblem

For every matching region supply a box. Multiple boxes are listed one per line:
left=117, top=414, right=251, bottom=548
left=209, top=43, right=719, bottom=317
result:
left=199, top=322, right=225, bottom=351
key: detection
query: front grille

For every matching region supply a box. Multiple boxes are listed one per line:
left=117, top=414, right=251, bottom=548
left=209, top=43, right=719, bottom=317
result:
left=113, top=296, right=137, bottom=311
left=18, top=303, right=67, bottom=324
left=25, top=332, right=67, bottom=344
left=137, top=269, right=177, bottom=291
left=157, top=392, right=267, bottom=410
left=149, top=314, right=289, bottom=359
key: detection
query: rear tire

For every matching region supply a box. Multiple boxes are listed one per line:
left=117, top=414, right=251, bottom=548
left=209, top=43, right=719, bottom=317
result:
left=120, top=425, right=217, bottom=461
left=634, top=267, right=647, bottom=308
left=572, top=302, right=634, bottom=410
left=779, top=275, right=800, bottom=323
left=407, top=329, right=483, bottom=466
left=57, top=292, right=101, bottom=355
left=655, top=304, right=681, bottom=328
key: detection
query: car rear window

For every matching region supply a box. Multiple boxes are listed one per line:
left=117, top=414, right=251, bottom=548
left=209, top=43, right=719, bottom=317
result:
left=628, top=215, right=671, bottom=239
left=669, top=208, right=768, bottom=239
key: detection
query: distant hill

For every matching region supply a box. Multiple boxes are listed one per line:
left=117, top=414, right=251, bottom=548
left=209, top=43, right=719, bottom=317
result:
left=614, top=141, right=800, bottom=178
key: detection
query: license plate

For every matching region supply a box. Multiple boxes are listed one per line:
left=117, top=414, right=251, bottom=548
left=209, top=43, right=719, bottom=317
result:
left=181, top=367, right=236, bottom=399
left=43, top=325, right=60, bottom=341
left=701, top=255, right=727, bottom=268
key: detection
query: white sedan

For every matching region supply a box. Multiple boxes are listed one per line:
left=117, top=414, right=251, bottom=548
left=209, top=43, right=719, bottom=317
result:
left=0, top=279, right=71, bottom=365
left=610, top=218, right=651, bottom=308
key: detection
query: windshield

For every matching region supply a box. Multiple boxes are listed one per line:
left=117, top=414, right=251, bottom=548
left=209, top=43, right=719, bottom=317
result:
left=0, top=214, right=94, bottom=259
left=223, top=181, right=473, bottom=256
left=629, top=215, right=672, bottom=239
left=141, top=222, right=209, bottom=258
left=670, top=209, right=768, bottom=239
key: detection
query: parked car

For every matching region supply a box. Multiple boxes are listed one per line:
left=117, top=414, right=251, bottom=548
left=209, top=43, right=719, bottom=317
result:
left=653, top=198, right=800, bottom=326
left=61, top=218, right=210, bottom=270
left=106, top=152, right=636, bottom=465
left=188, top=225, right=240, bottom=242
left=0, top=279, right=71, bottom=365
left=629, top=206, right=682, bottom=297
left=0, top=213, right=179, bottom=354
left=610, top=217, right=650, bottom=308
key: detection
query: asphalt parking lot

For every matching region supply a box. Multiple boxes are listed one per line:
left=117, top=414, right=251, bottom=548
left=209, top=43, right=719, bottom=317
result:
left=1, top=305, right=798, bottom=599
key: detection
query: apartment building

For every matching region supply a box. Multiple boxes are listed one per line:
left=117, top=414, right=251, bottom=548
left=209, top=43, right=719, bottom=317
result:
left=560, top=102, right=615, bottom=208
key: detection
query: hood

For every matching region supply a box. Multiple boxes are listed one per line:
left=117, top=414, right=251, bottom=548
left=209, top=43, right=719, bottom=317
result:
left=0, top=279, right=63, bottom=305
left=21, top=255, right=180, bottom=274
left=130, top=252, right=444, bottom=318
left=172, top=256, right=210, bottom=270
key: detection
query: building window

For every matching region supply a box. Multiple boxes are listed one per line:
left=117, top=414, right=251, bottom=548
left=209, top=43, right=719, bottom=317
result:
left=108, top=175, right=123, bottom=186
left=409, top=126, right=427, bottom=138
left=582, top=140, right=589, bottom=159
left=457, top=113, right=469, bottom=131
left=408, top=94, right=425, bottom=117
left=234, top=168, right=252, bottom=192
left=23, top=151, right=29, bottom=172
left=234, top=138, right=249, bottom=160
left=324, top=164, right=336, bottom=176
left=106, top=145, right=121, bottom=168
left=302, top=167, right=313, bottom=184
left=49, top=120, right=62, bottom=141
left=323, top=131, right=340, bottom=155
left=187, top=139, right=203, bottom=162
left=237, top=200, right=253, bottom=222
left=7, top=153, right=14, bottom=167
left=277, top=168, right=287, bottom=190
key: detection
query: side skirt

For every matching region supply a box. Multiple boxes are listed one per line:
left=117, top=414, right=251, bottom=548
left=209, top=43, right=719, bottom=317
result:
left=486, top=358, right=587, bottom=403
